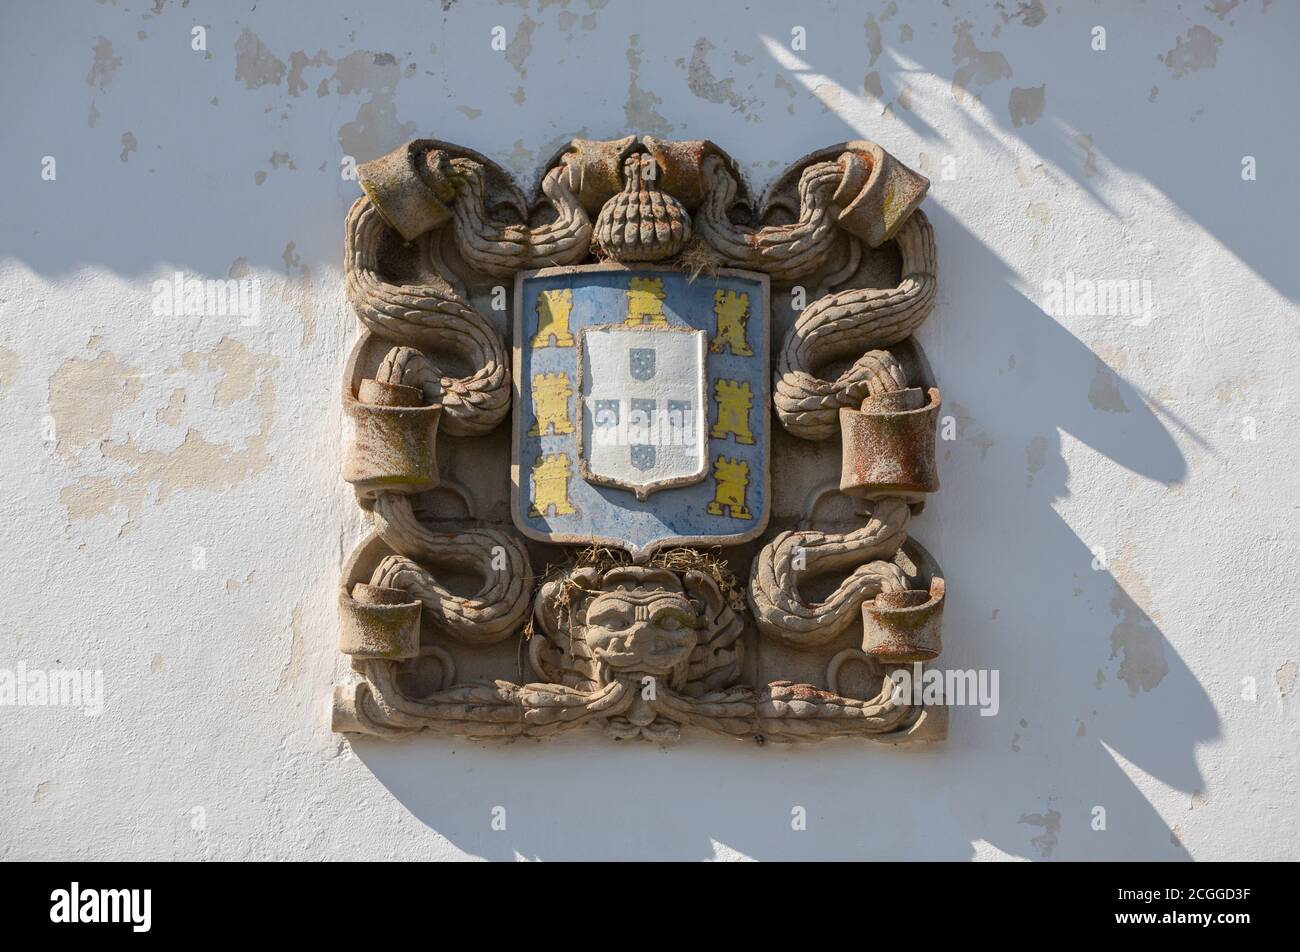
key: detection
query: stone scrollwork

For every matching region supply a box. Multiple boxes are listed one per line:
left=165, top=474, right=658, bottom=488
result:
left=334, top=133, right=949, bottom=746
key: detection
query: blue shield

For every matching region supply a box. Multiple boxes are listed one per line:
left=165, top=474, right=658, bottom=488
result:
left=513, top=265, right=770, bottom=558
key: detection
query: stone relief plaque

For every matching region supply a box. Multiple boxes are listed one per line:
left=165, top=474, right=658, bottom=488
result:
left=333, top=135, right=947, bottom=745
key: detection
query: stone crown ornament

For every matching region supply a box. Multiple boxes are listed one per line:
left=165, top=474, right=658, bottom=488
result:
left=334, top=134, right=946, bottom=745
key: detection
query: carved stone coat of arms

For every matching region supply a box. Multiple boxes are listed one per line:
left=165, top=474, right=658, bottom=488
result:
left=334, top=135, right=946, bottom=745
left=515, top=265, right=769, bottom=553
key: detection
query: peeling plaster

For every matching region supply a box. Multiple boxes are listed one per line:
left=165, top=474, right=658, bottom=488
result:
left=996, top=1, right=1047, bottom=28
left=1025, top=435, right=1048, bottom=487
left=1088, top=364, right=1129, bottom=413
left=277, top=604, right=306, bottom=693
left=156, top=388, right=186, bottom=426
left=86, top=36, right=122, bottom=92
left=55, top=339, right=278, bottom=533
left=0, top=348, right=18, bottom=395
left=863, top=70, right=885, bottom=105
left=234, top=28, right=287, bottom=89
left=331, top=51, right=417, bottom=163
left=1160, top=26, right=1223, bottom=78
left=946, top=401, right=995, bottom=460
left=1018, top=809, right=1060, bottom=858
left=287, top=50, right=331, bottom=97
left=774, top=73, right=798, bottom=115
left=230, top=32, right=418, bottom=162
left=684, top=38, right=754, bottom=114
left=49, top=349, right=144, bottom=457
left=1206, top=0, right=1243, bottom=19
left=1088, top=352, right=1130, bottom=413
left=180, top=338, right=264, bottom=408
left=1008, top=84, right=1044, bottom=127
left=625, top=34, right=673, bottom=136
left=1013, top=161, right=1046, bottom=188
left=505, top=16, right=538, bottom=78
left=951, top=21, right=1012, bottom=104
left=1108, top=560, right=1169, bottom=696
left=864, top=15, right=883, bottom=67
left=1073, top=133, right=1099, bottom=178
left=1277, top=661, right=1297, bottom=698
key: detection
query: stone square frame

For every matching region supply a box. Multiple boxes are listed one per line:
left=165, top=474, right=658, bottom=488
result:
left=334, top=134, right=947, bottom=745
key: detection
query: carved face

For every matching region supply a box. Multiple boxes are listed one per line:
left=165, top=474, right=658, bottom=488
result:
left=582, top=589, right=699, bottom=676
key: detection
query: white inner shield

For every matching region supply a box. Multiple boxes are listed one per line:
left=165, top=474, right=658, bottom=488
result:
left=579, top=325, right=707, bottom=497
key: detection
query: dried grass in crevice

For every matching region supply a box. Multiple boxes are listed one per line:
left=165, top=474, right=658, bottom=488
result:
left=673, top=236, right=724, bottom=282
left=525, top=546, right=746, bottom=633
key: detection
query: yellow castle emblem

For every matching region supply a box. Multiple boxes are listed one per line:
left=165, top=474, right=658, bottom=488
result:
left=710, top=290, right=753, bottom=357
left=529, top=453, right=576, bottom=517
left=528, top=372, right=574, bottom=436
left=532, top=289, right=575, bottom=348
left=624, top=277, right=669, bottom=327
left=710, top=379, right=754, bottom=445
left=706, top=455, right=752, bottom=520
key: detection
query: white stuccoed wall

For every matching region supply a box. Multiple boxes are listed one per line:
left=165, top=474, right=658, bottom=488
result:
left=1, top=0, right=1296, bottom=861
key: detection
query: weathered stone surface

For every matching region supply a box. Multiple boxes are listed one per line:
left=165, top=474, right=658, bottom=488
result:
left=335, top=135, right=947, bottom=745
left=839, top=386, right=942, bottom=502
left=356, top=140, right=458, bottom=242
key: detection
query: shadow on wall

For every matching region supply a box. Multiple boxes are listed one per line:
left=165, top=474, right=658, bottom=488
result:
left=923, top=209, right=1214, bottom=860
left=760, top=3, right=1295, bottom=303
left=0, top=0, right=1254, bottom=859
left=833, top=6, right=1228, bottom=859
left=1, top=1, right=1287, bottom=299
left=347, top=8, right=1233, bottom=860
left=350, top=209, right=1216, bottom=860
